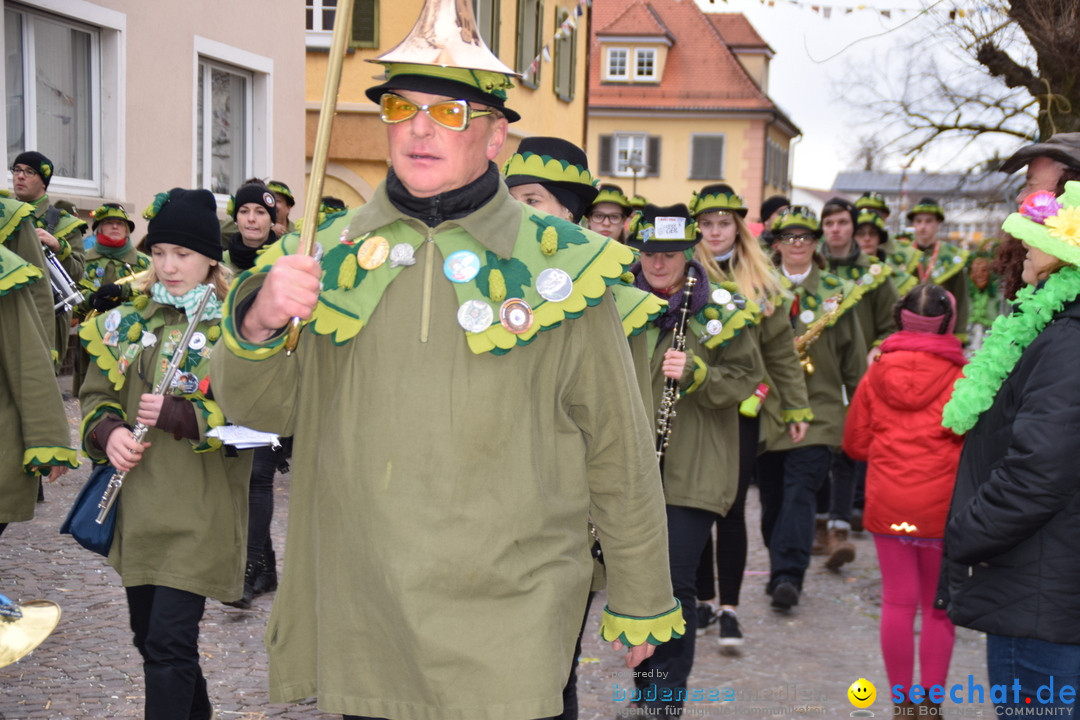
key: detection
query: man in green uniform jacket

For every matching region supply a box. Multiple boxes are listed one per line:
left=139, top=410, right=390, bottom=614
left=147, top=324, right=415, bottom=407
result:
left=907, top=198, right=969, bottom=342
left=0, top=243, right=78, bottom=534
left=11, top=150, right=87, bottom=367
left=210, top=14, right=681, bottom=720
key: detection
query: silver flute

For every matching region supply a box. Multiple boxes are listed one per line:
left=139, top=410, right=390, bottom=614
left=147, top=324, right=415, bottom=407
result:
left=95, top=286, right=216, bottom=524
left=44, top=247, right=84, bottom=313
left=655, top=267, right=697, bottom=463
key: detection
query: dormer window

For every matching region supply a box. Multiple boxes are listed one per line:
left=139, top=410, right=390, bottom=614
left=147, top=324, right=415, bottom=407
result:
left=606, top=48, right=628, bottom=80
left=634, top=48, right=656, bottom=80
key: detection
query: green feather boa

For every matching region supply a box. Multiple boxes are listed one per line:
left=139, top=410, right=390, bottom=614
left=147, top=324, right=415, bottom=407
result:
left=943, top=264, right=1080, bottom=433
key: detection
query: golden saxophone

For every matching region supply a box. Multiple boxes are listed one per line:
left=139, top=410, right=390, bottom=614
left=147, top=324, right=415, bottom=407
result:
left=794, top=294, right=843, bottom=375
left=655, top=267, right=697, bottom=463
left=95, top=285, right=216, bottom=524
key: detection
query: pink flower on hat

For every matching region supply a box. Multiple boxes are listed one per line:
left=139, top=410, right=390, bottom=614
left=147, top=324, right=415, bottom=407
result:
left=1019, top=191, right=1062, bottom=224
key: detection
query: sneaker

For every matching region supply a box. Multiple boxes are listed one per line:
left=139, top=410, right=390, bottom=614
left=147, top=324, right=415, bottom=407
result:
left=718, top=610, right=743, bottom=648
left=696, top=603, right=718, bottom=635
left=770, top=581, right=799, bottom=611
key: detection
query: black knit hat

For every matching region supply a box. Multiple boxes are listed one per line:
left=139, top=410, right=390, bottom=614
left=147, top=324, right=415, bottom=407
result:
left=144, top=188, right=223, bottom=261
left=502, top=137, right=598, bottom=222
left=760, top=195, right=789, bottom=223
left=230, top=183, right=277, bottom=223
left=12, top=151, right=53, bottom=188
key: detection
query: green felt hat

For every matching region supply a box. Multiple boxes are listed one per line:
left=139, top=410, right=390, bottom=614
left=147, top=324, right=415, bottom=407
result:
left=689, top=183, right=747, bottom=218
left=855, top=209, right=887, bottom=244
left=770, top=206, right=821, bottom=238
left=591, top=184, right=631, bottom=211
left=907, top=198, right=945, bottom=222
left=627, top=203, right=699, bottom=252
left=1003, top=182, right=1080, bottom=266
left=90, top=202, right=135, bottom=232
left=855, top=192, right=889, bottom=215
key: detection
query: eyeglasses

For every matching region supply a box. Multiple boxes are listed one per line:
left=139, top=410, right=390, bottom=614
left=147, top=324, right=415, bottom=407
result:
left=777, top=234, right=817, bottom=246
left=588, top=212, right=625, bottom=225
left=379, top=93, right=494, bottom=132
left=10, top=165, right=38, bottom=178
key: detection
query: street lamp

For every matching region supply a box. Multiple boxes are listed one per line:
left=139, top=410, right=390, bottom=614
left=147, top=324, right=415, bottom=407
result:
left=626, top=151, right=646, bottom=198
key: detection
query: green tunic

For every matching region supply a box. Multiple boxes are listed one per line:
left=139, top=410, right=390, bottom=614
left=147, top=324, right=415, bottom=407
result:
left=752, top=284, right=813, bottom=453
left=826, top=247, right=898, bottom=349
left=767, top=267, right=868, bottom=452
left=79, top=299, right=250, bottom=601
left=0, top=244, right=78, bottom=522
left=641, top=280, right=763, bottom=516
left=0, top=196, right=55, bottom=353
left=211, top=183, right=681, bottom=720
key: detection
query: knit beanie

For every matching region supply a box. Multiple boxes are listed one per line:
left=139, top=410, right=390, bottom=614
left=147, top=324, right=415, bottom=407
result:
left=143, top=188, right=223, bottom=261
left=13, top=151, right=53, bottom=188
left=760, top=195, right=789, bottom=222
left=230, top=183, right=277, bottom=223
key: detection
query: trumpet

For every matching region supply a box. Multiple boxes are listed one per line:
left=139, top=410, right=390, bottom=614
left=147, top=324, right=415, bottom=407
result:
left=655, top=267, right=697, bottom=464
left=45, top=247, right=84, bottom=313
left=95, top=285, right=216, bottom=524
left=794, top=296, right=842, bottom=375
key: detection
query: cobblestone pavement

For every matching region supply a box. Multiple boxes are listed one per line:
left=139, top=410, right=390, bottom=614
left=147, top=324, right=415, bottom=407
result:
left=2, top=392, right=998, bottom=719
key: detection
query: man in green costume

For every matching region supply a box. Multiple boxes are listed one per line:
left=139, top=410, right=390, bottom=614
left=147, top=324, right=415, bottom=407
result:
left=10, top=150, right=86, bottom=367
left=210, top=6, right=681, bottom=720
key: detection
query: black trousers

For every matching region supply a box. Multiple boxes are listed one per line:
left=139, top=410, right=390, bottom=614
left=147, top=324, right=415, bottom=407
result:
left=695, top=415, right=757, bottom=606
left=126, top=585, right=212, bottom=720
left=634, top=505, right=716, bottom=711
left=757, top=445, right=833, bottom=589
left=246, top=440, right=290, bottom=562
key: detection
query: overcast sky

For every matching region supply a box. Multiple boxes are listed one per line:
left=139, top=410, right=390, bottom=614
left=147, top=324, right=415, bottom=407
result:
left=692, top=0, right=1018, bottom=190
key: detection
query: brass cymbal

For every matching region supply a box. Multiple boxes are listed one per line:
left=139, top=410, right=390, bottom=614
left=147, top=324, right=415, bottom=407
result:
left=0, top=600, right=61, bottom=668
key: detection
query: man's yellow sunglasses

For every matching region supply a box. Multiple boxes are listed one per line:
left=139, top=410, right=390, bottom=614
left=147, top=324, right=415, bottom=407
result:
left=379, top=93, right=494, bottom=132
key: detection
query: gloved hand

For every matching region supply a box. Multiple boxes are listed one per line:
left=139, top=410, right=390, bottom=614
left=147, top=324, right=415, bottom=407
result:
left=88, top=283, right=126, bottom=312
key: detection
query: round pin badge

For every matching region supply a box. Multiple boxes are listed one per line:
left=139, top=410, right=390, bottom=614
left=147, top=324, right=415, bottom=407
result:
left=706, top=319, right=723, bottom=336
left=953, top=255, right=963, bottom=264
left=356, top=236, right=390, bottom=270
left=869, top=264, right=882, bottom=276
left=712, top=288, right=732, bottom=306
left=176, top=372, right=200, bottom=395
left=104, top=309, right=122, bottom=331
left=824, top=299, right=839, bottom=312
left=188, top=332, right=207, bottom=351
left=457, top=299, right=493, bottom=333
left=500, top=298, right=534, bottom=334
left=726, top=303, right=736, bottom=311
left=389, top=243, right=416, bottom=268
left=799, top=309, right=815, bottom=325
left=444, top=250, right=481, bottom=283
left=536, top=268, right=574, bottom=303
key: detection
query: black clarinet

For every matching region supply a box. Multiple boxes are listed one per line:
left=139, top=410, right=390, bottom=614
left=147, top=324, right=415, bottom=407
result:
left=655, top=266, right=697, bottom=463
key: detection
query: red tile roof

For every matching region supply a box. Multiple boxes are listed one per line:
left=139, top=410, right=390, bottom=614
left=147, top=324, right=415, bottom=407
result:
left=589, top=0, right=790, bottom=119
left=598, top=1, right=673, bottom=40
left=705, top=12, right=772, bottom=51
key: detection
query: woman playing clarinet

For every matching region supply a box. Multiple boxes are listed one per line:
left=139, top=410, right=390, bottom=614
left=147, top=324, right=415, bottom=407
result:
left=78, top=188, right=251, bottom=720
left=625, top=204, right=762, bottom=716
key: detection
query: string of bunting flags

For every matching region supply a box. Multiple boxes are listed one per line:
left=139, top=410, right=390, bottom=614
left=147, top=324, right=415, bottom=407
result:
left=523, top=0, right=591, bottom=84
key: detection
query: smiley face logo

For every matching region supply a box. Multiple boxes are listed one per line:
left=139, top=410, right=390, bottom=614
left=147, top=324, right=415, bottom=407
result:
left=847, top=678, right=876, bottom=708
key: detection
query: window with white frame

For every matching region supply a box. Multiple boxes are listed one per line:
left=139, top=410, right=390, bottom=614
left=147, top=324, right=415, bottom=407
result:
left=306, top=0, right=378, bottom=49
left=5, top=5, right=101, bottom=194
left=633, top=48, right=656, bottom=80
left=605, top=48, right=628, bottom=80
left=598, top=133, right=660, bottom=177
left=195, top=58, right=252, bottom=196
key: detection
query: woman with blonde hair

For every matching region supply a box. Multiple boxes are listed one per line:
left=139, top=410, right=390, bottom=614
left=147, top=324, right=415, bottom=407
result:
left=689, top=184, right=810, bottom=648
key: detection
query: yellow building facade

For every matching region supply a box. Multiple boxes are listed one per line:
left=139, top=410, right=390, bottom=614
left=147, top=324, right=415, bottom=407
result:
left=305, top=0, right=591, bottom=207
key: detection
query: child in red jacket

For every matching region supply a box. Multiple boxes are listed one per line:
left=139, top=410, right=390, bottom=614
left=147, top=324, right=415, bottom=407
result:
left=843, top=284, right=966, bottom=712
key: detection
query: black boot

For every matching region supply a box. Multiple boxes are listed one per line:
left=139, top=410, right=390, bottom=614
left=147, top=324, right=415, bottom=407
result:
left=224, top=559, right=261, bottom=609
left=252, top=546, right=278, bottom=597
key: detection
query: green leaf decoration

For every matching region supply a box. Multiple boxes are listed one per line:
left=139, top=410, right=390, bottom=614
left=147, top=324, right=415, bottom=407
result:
left=321, top=243, right=366, bottom=291
left=117, top=312, right=141, bottom=339
left=477, top=251, right=532, bottom=301
left=142, top=192, right=171, bottom=221
left=530, top=215, right=590, bottom=252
